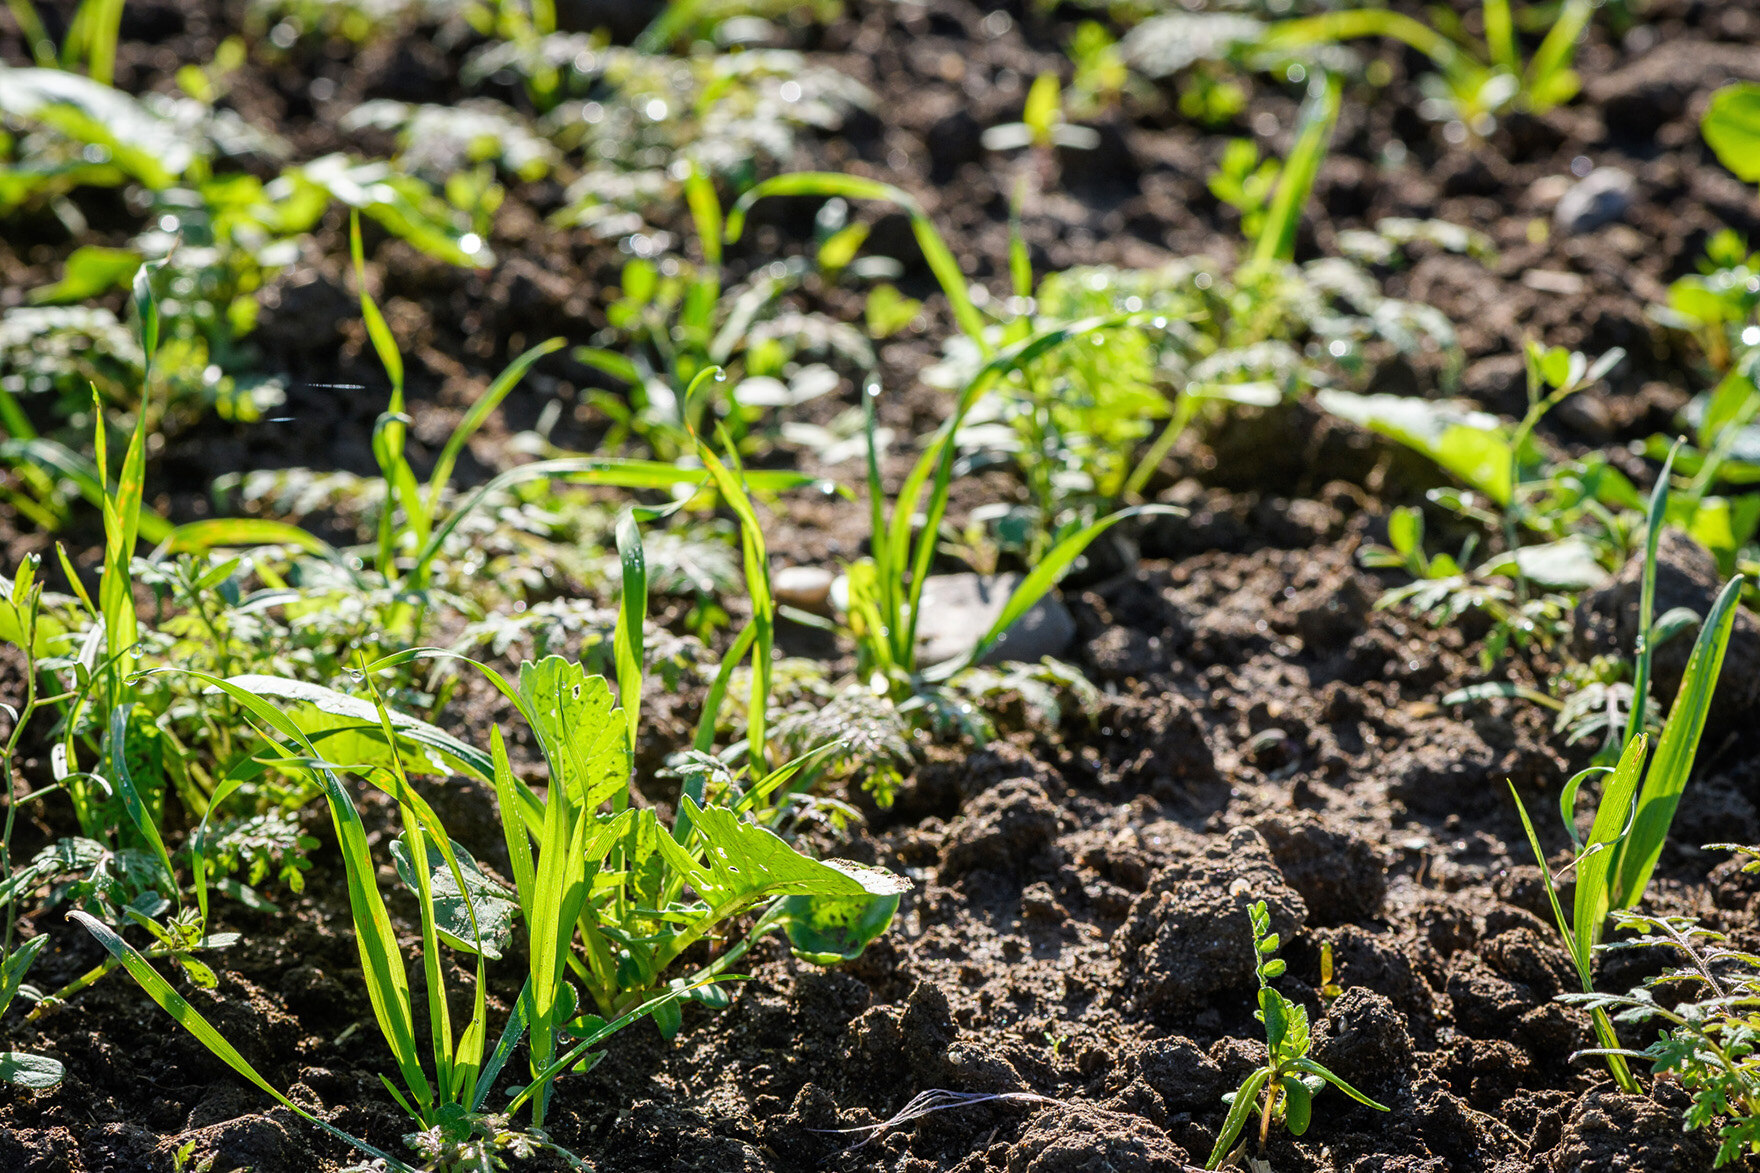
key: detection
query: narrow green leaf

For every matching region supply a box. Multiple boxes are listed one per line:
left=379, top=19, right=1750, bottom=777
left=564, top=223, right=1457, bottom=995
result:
left=613, top=510, right=647, bottom=756
left=1613, top=575, right=1746, bottom=908
left=68, top=911, right=415, bottom=1171
left=1205, top=1067, right=1270, bottom=1169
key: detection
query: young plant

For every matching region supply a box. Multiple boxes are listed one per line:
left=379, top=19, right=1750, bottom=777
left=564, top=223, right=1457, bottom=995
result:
left=1359, top=504, right=1578, bottom=668
left=1267, top=0, right=1596, bottom=132
left=1205, top=900, right=1387, bottom=1168
left=1570, top=872, right=1760, bottom=1165
left=728, top=173, right=1176, bottom=685
left=5, top=0, right=124, bottom=82
left=1508, top=531, right=1743, bottom=1090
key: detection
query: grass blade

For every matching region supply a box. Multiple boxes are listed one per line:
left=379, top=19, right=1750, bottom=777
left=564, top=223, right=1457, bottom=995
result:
left=929, top=504, right=1181, bottom=680
left=1571, top=733, right=1646, bottom=958
left=614, top=510, right=647, bottom=757
left=1613, top=574, right=1745, bottom=908
left=69, top=911, right=417, bottom=1172
left=694, top=437, right=774, bottom=774
left=421, top=336, right=566, bottom=528
left=1253, top=72, right=1341, bottom=264
left=1625, top=442, right=1680, bottom=751
left=725, top=172, right=987, bottom=350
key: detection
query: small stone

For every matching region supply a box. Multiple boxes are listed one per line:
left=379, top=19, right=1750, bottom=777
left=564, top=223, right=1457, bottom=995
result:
left=773, top=565, right=834, bottom=614
left=1553, top=167, right=1635, bottom=235
left=913, top=572, right=1078, bottom=667
left=1526, top=173, right=1572, bottom=207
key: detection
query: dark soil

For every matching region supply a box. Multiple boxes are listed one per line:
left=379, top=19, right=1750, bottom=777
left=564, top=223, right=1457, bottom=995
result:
left=4, top=0, right=1760, bottom=1170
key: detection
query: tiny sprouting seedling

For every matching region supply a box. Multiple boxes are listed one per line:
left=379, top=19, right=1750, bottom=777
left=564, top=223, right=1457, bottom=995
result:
left=981, top=71, right=1102, bottom=156
left=1267, top=0, right=1596, bottom=132
left=1567, top=868, right=1760, bottom=1165
left=1205, top=900, right=1387, bottom=1168
left=1067, top=22, right=1131, bottom=117
left=1208, top=138, right=1281, bottom=243
left=1360, top=504, right=1578, bottom=668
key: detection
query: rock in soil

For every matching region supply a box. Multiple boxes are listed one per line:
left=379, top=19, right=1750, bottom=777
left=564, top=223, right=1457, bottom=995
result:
left=1553, top=167, right=1635, bottom=235
left=913, top=572, right=1079, bottom=667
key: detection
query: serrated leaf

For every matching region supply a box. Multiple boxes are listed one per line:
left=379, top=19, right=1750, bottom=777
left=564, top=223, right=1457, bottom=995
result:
left=516, top=658, right=629, bottom=810
left=673, top=799, right=909, bottom=907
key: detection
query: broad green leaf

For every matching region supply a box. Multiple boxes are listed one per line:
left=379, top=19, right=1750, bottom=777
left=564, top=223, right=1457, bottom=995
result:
left=667, top=799, right=909, bottom=907
left=1260, top=986, right=1289, bottom=1053
left=159, top=518, right=336, bottom=559
left=391, top=835, right=518, bottom=960
left=778, top=892, right=901, bottom=965
left=1704, top=83, right=1760, bottom=184
left=29, top=246, right=140, bottom=305
left=516, top=658, right=629, bottom=809
left=0, top=68, right=189, bottom=185
left=0, top=1052, right=63, bottom=1089
left=1316, top=389, right=1517, bottom=504
left=1281, top=1075, right=1312, bottom=1136
left=213, top=674, right=493, bottom=782
left=1475, top=535, right=1608, bottom=590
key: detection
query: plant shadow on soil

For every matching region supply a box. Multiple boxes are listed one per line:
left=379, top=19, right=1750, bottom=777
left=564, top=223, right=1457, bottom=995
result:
left=6, top=0, right=1760, bottom=1170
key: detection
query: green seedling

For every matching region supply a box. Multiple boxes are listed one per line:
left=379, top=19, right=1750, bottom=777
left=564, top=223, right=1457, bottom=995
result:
left=5, top=0, right=124, bottom=82
left=1267, top=0, right=1595, bottom=131
left=1360, top=504, right=1579, bottom=668
left=1568, top=866, right=1760, bottom=1164
left=1205, top=900, right=1387, bottom=1168
left=728, top=172, right=1177, bottom=695
left=1509, top=519, right=1742, bottom=1091
left=981, top=72, right=1102, bottom=155
left=1068, top=22, right=1130, bottom=116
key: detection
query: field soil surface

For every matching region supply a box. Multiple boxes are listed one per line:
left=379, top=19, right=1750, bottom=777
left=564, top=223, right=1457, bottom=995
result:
left=4, top=1, right=1760, bottom=1171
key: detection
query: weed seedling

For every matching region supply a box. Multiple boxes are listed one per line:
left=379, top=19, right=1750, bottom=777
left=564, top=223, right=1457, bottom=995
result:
left=1569, top=861, right=1760, bottom=1166
left=1205, top=901, right=1387, bottom=1168
left=1268, top=0, right=1596, bottom=132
